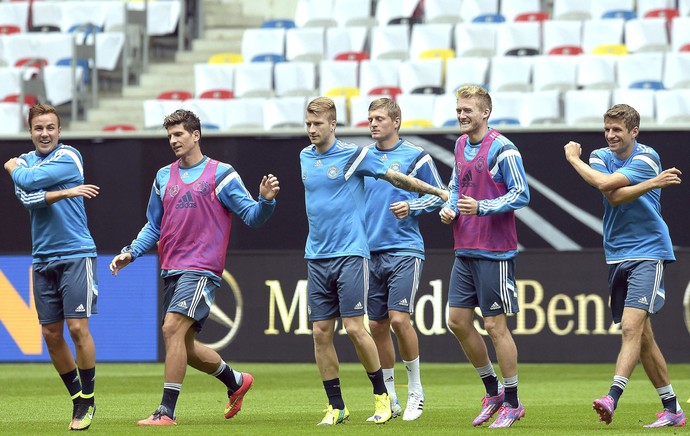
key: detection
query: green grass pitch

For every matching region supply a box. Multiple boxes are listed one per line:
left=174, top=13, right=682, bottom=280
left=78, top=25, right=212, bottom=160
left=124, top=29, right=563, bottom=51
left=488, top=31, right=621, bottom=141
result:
left=1, top=362, right=688, bottom=435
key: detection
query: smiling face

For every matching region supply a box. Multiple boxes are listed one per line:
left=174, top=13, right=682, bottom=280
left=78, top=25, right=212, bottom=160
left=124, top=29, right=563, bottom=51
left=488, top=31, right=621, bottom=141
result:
left=604, top=117, right=638, bottom=159
left=456, top=96, right=490, bottom=142
left=29, top=113, right=61, bottom=155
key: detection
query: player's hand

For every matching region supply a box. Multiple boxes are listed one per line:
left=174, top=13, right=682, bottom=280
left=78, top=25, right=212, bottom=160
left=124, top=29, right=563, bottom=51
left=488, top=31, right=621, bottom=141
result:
left=4, top=157, right=19, bottom=174
left=109, top=253, right=132, bottom=276
left=440, top=206, right=456, bottom=224
left=66, top=184, right=100, bottom=199
left=389, top=201, right=410, bottom=219
left=652, top=167, right=682, bottom=189
left=564, top=141, right=582, bottom=162
left=457, top=194, right=478, bottom=216
left=259, top=174, right=280, bottom=201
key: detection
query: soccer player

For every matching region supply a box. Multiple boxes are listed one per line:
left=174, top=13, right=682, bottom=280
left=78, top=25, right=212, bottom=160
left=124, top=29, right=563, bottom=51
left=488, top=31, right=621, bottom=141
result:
left=363, top=98, right=445, bottom=421
left=439, top=85, right=530, bottom=428
left=301, top=97, right=447, bottom=426
left=563, top=104, right=685, bottom=428
left=4, top=104, right=100, bottom=431
left=109, top=109, right=279, bottom=426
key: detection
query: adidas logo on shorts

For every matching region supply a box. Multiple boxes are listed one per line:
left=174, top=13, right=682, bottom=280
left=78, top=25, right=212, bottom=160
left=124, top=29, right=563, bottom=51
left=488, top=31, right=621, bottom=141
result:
left=177, top=301, right=188, bottom=309
left=75, top=304, right=85, bottom=313
left=638, top=296, right=649, bottom=305
left=399, top=298, right=409, bottom=307
left=490, top=302, right=501, bottom=310
left=354, top=301, right=363, bottom=310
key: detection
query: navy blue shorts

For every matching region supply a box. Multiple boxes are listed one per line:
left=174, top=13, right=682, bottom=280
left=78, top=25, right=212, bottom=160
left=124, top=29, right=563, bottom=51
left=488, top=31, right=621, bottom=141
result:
left=447, top=256, right=518, bottom=317
left=608, top=260, right=667, bottom=323
left=33, top=257, right=98, bottom=324
left=307, top=256, right=368, bottom=321
left=162, top=271, right=220, bottom=331
left=368, top=253, right=422, bottom=321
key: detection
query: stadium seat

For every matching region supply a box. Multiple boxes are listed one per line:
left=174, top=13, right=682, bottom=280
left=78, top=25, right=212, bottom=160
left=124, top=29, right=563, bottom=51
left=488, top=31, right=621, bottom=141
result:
left=369, top=86, right=403, bottom=100
left=143, top=99, right=183, bottom=129
left=0, top=25, right=21, bottom=35
left=201, top=123, right=220, bottom=130
left=564, top=89, right=612, bottom=125
left=208, top=53, right=243, bottom=64
left=263, top=97, right=308, bottom=129
left=409, top=23, right=453, bottom=60
left=424, top=0, right=462, bottom=24
left=500, top=0, right=542, bottom=22
left=274, top=61, right=316, bottom=97
left=488, top=56, right=532, bottom=92
left=334, top=51, right=369, bottom=62
left=543, top=20, right=584, bottom=55
left=15, top=58, right=49, bottom=68
left=261, top=19, right=296, bottom=29
left=324, top=86, right=360, bottom=99
left=577, top=55, right=617, bottom=89
left=431, top=94, right=457, bottom=127
left=56, top=57, right=91, bottom=85
left=333, top=0, right=376, bottom=27
left=671, top=17, right=690, bottom=52
left=370, top=24, right=410, bottom=60
left=616, top=53, right=665, bottom=89
left=591, top=0, right=635, bottom=19
left=0, top=2, right=29, bottom=33
left=234, top=62, right=274, bottom=98
left=663, top=52, right=690, bottom=89
left=398, top=59, right=444, bottom=95
left=349, top=94, right=379, bottom=127
left=453, top=22, right=498, bottom=57
left=488, top=91, right=525, bottom=126
left=531, top=55, right=578, bottom=91
left=582, top=18, right=625, bottom=54
left=241, top=28, right=286, bottom=65
left=294, top=0, right=337, bottom=27
left=625, top=18, right=669, bottom=52
left=445, top=57, right=489, bottom=93
left=199, top=89, right=234, bottom=99
left=194, top=64, right=235, bottom=98
left=374, top=0, right=419, bottom=26
left=251, top=54, right=286, bottom=63
left=523, top=90, right=564, bottom=125
left=591, top=44, right=629, bottom=55
left=642, top=8, right=679, bottom=20
left=654, top=89, right=690, bottom=124
left=419, top=49, right=455, bottom=61
left=325, top=26, right=369, bottom=61
left=359, top=59, right=402, bottom=96
left=329, top=95, right=348, bottom=126
left=3, top=93, right=38, bottom=106
left=514, top=12, right=549, bottom=22
left=461, top=0, right=499, bottom=22
left=552, top=0, right=592, bottom=20
left=397, top=94, right=435, bottom=127
left=612, top=89, right=656, bottom=124
left=157, top=90, right=192, bottom=101
left=103, top=124, right=136, bottom=132
left=224, top=97, right=266, bottom=129
left=319, top=60, right=358, bottom=95
left=285, top=27, right=325, bottom=63
left=495, top=21, right=541, bottom=56
left=680, top=0, right=690, bottom=16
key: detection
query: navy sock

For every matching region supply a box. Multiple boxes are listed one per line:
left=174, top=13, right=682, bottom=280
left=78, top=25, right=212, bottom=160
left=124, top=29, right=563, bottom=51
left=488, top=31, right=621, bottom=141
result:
left=323, top=378, right=345, bottom=410
left=482, top=375, right=500, bottom=397
left=161, top=383, right=181, bottom=418
left=367, top=368, right=387, bottom=396
left=60, top=368, right=82, bottom=398
left=78, top=367, right=95, bottom=399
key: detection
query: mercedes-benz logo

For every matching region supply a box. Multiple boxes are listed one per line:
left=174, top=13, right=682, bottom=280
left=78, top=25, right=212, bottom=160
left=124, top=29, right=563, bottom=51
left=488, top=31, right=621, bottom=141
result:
left=197, top=269, right=243, bottom=350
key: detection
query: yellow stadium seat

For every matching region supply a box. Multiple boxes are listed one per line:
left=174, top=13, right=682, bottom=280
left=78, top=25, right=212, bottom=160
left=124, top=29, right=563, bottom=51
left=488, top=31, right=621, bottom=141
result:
left=419, top=48, right=455, bottom=60
left=592, top=44, right=628, bottom=55
left=401, top=119, right=433, bottom=128
left=208, top=53, right=244, bottom=64
left=325, top=86, right=360, bottom=99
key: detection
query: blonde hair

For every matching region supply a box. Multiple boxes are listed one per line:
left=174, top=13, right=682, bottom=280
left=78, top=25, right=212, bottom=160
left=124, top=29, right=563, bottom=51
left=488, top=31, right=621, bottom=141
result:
left=604, top=104, right=640, bottom=131
left=368, top=98, right=401, bottom=123
left=306, top=97, right=337, bottom=123
left=455, top=85, right=492, bottom=114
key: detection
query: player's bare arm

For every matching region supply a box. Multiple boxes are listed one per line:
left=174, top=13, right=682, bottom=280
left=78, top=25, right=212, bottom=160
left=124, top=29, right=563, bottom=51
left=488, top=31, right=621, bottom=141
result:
left=46, top=185, right=100, bottom=205
left=109, top=253, right=133, bottom=276
left=606, top=167, right=682, bottom=206
left=382, top=169, right=448, bottom=202
left=564, top=141, right=630, bottom=192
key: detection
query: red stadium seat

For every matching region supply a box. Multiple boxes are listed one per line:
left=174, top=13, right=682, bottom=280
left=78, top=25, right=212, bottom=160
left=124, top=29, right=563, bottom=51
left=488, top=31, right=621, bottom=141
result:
left=514, top=12, right=549, bottom=22
left=102, top=124, right=137, bottom=132
left=157, top=90, right=193, bottom=101
left=680, top=43, right=690, bottom=52
left=199, top=89, right=234, bottom=99
left=334, top=51, right=370, bottom=62
left=368, top=86, right=402, bottom=100
left=548, top=45, right=584, bottom=55
left=15, top=57, right=48, bottom=68
left=643, top=8, right=679, bottom=19
left=3, top=93, right=38, bottom=106
left=0, top=25, right=21, bottom=35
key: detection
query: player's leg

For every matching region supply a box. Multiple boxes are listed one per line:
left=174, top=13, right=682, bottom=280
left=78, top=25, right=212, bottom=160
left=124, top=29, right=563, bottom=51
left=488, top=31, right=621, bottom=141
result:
left=386, top=255, right=424, bottom=421
left=367, top=254, right=401, bottom=418
left=474, top=259, right=523, bottom=429
left=447, top=257, right=504, bottom=427
left=308, top=259, right=349, bottom=426
left=338, top=256, right=390, bottom=424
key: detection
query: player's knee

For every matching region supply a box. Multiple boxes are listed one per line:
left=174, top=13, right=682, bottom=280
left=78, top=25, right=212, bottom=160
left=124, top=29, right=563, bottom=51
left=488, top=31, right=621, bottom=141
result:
left=389, top=313, right=412, bottom=335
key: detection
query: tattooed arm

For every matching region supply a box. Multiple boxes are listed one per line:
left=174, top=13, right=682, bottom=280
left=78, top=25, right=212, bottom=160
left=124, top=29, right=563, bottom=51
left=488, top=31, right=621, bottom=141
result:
left=381, top=168, right=448, bottom=202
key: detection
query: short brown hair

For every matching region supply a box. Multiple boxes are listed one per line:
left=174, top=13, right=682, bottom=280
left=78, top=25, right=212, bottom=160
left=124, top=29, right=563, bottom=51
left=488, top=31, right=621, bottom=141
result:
left=28, top=104, right=60, bottom=129
left=368, top=98, right=401, bottom=123
left=604, top=104, right=640, bottom=131
left=163, top=109, right=201, bottom=134
left=455, top=85, right=492, bottom=114
left=306, top=97, right=337, bottom=123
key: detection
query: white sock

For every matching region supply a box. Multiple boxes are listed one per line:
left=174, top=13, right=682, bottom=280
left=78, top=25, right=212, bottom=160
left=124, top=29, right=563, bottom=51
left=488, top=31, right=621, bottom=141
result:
left=403, top=356, right=422, bottom=395
left=382, top=368, right=397, bottom=402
